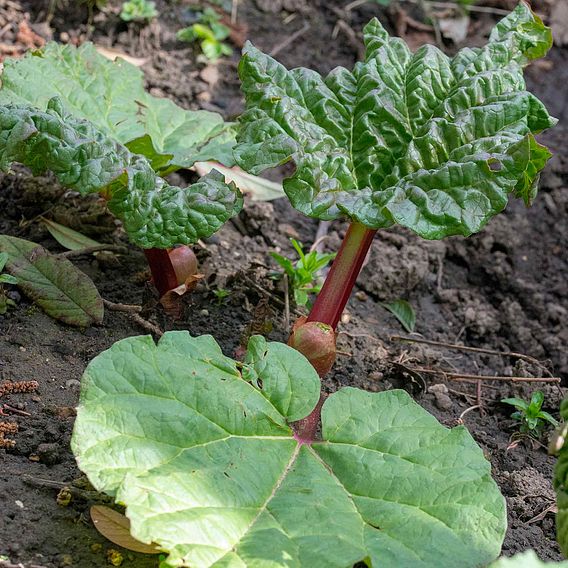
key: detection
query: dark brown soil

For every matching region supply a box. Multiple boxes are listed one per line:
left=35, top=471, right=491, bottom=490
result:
left=1, top=1, right=567, bottom=567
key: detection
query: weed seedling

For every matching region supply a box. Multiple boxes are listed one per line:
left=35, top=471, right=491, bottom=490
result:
left=212, top=287, right=231, bottom=304
left=120, top=0, right=158, bottom=22
left=502, top=391, right=558, bottom=436
left=177, top=8, right=232, bottom=61
left=0, top=252, right=17, bottom=315
left=271, top=239, right=335, bottom=308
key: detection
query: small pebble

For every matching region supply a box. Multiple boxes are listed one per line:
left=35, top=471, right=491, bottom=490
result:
left=368, top=371, right=383, bottom=381
left=355, top=291, right=368, bottom=302
left=200, top=309, right=209, bottom=317
left=15, top=500, right=24, bottom=509
left=65, top=379, right=81, bottom=389
left=434, top=393, right=453, bottom=411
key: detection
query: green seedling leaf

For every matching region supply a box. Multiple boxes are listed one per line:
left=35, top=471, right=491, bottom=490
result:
left=41, top=218, right=101, bottom=251
left=120, top=0, right=158, bottom=22
left=0, top=100, right=242, bottom=248
left=235, top=2, right=556, bottom=239
left=490, top=550, right=568, bottom=567
left=72, top=332, right=506, bottom=567
left=0, top=235, right=103, bottom=327
left=0, top=42, right=235, bottom=172
left=90, top=505, right=161, bottom=554
left=382, top=299, right=416, bottom=332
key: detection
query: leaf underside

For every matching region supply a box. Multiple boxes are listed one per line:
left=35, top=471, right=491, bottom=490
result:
left=0, top=234, right=103, bottom=326
left=72, top=332, right=505, bottom=567
left=0, top=42, right=236, bottom=172
left=235, top=2, right=556, bottom=239
left=0, top=100, right=242, bottom=248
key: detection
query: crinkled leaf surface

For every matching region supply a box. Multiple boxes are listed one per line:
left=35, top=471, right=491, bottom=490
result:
left=0, top=42, right=235, bottom=171
left=235, top=2, right=556, bottom=239
left=72, top=332, right=506, bottom=567
left=0, top=100, right=242, bottom=248
left=0, top=234, right=103, bottom=326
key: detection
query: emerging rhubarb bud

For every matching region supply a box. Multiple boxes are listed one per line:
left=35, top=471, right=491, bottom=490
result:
left=168, top=246, right=198, bottom=286
left=288, top=317, right=336, bottom=377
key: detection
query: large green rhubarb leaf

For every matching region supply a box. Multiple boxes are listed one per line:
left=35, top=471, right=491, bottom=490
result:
left=72, top=332, right=506, bottom=567
left=0, top=42, right=235, bottom=171
left=235, top=2, right=556, bottom=239
left=0, top=98, right=242, bottom=248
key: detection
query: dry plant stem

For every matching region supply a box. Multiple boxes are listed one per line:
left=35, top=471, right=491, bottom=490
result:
left=408, top=366, right=561, bottom=383
left=59, top=244, right=128, bottom=258
left=307, top=223, right=376, bottom=330
left=144, top=248, right=179, bottom=297
left=390, top=334, right=546, bottom=366
left=103, top=299, right=164, bottom=337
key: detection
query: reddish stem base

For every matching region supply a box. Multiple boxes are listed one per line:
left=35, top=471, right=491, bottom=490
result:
left=144, top=248, right=179, bottom=297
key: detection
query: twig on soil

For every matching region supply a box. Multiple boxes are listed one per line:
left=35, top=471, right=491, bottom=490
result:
left=527, top=503, right=557, bottom=524
left=231, top=0, right=239, bottom=24
left=58, top=244, right=128, bottom=258
left=459, top=404, right=481, bottom=421
left=311, top=221, right=332, bottom=254
left=332, top=19, right=365, bottom=60
left=21, top=475, right=113, bottom=503
left=103, top=299, right=163, bottom=337
left=270, top=23, right=311, bottom=57
left=0, top=404, right=31, bottom=417
left=404, top=0, right=510, bottom=15
left=390, top=334, right=548, bottom=367
left=408, top=366, right=561, bottom=383
left=344, top=0, right=368, bottom=11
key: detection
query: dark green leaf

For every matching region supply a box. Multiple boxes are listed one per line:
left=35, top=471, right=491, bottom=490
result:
left=0, top=234, right=103, bottom=327
left=501, top=397, right=529, bottom=411
left=0, top=101, right=242, bottom=248
left=382, top=299, right=416, bottom=332
left=235, top=3, right=556, bottom=239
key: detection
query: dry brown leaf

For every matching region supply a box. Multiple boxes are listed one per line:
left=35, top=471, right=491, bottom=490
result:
left=95, top=46, right=148, bottom=67
left=90, top=505, right=161, bottom=554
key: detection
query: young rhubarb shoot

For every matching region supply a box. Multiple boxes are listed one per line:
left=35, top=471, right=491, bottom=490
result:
left=235, top=2, right=556, bottom=373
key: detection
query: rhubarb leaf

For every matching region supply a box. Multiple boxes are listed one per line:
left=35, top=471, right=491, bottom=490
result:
left=235, top=2, right=556, bottom=239
left=0, top=42, right=236, bottom=171
left=72, top=332, right=506, bottom=568
left=0, top=234, right=103, bottom=326
left=0, top=100, right=242, bottom=248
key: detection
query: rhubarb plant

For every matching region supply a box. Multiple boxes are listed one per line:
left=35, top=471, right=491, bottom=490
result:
left=72, top=332, right=506, bottom=567
left=235, top=2, right=556, bottom=372
left=0, top=43, right=244, bottom=296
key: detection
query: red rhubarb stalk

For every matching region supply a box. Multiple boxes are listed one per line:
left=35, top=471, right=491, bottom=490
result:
left=290, top=223, right=376, bottom=442
left=307, top=223, right=376, bottom=329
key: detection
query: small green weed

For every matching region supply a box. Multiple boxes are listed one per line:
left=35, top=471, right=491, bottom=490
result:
left=502, top=391, right=558, bottom=436
left=177, top=8, right=232, bottom=61
left=271, top=239, right=335, bottom=308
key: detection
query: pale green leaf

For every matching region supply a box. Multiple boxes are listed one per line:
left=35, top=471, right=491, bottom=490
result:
left=41, top=218, right=101, bottom=251
left=0, top=42, right=235, bottom=172
left=382, top=299, right=416, bottom=332
left=0, top=101, right=242, bottom=248
left=235, top=2, right=556, bottom=239
left=0, top=234, right=103, bottom=326
left=72, top=332, right=506, bottom=567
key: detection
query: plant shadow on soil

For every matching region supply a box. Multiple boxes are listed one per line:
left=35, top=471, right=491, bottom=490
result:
left=1, top=0, right=567, bottom=566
